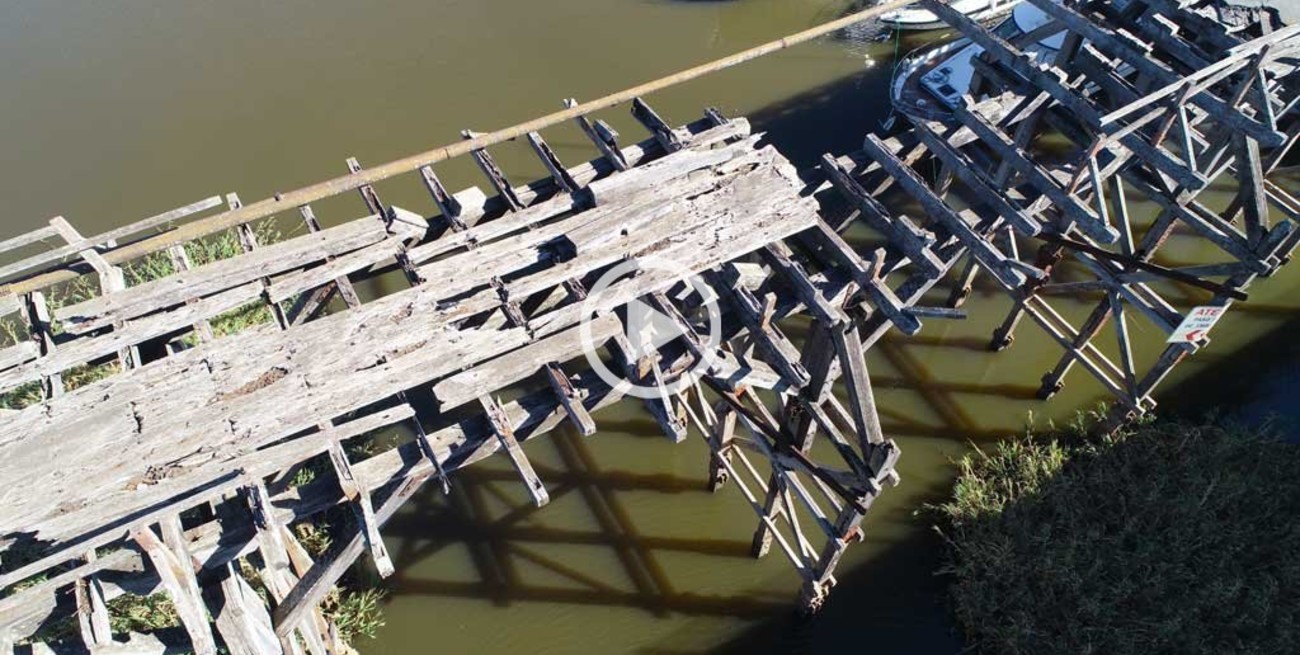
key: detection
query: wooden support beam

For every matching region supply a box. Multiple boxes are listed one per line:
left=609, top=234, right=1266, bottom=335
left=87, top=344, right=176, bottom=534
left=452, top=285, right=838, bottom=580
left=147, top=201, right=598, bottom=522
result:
left=949, top=103, right=1122, bottom=243
left=432, top=316, right=620, bottom=410
left=1035, top=233, right=1250, bottom=300
left=607, top=331, right=690, bottom=443
left=325, top=438, right=395, bottom=578
left=911, top=121, right=1042, bottom=236
left=829, top=325, right=884, bottom=449
left=480, top=395, right=549, bottom=507
left=1235, top=133, right=1270, bottom=248
left=705, top=268, right=811, bottom=389
left=73, top=551, right=113, bottom=651
left=165, top=243, right=216, bottom=343
left=0, top=196, right=223, bottom=285
left=23, top=291, right=61, bottom=398
left=920, top=0, right=1210, bottom=190
left=860, top=134, right=1040, bottom=289
left=526, top=131, right=583, bottom=195
left=760, top=242, right=848, bottom=327
left=57, top=215, right=383, bottom=334
left=49, top=217, right=140, bottom=369
left=273, top=468, right=435, bottom=639
left=462, top=131, right=524, bottom=212
left=819, top=154, right=945, bottom=278
left=803, top=222, right=922, bottom=335
left=210, top=565, right=283, bottom=655
left=543, top=363, right=597, bottom=436
left=419, top=165, right=469, bottom=233
left=707, top=402, right=737, bottom=492
left=1023, top=0, right=1286, bottom=147
left=133, top=523, right=218, bottom=655
left=631, top=97, right=684, bottom=153
left=563, top=98, right=629, bottom=172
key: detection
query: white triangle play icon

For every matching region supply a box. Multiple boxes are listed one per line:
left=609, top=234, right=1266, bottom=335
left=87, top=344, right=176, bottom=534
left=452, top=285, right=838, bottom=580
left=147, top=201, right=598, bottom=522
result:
left=625, top=298, right=689, bottom=358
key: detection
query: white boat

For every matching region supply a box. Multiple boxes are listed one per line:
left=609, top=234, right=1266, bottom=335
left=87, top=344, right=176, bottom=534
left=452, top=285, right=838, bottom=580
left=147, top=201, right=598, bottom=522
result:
left=879, top=0, right=1025, bottom=31
left=889, top=2, right=1065, bottom=120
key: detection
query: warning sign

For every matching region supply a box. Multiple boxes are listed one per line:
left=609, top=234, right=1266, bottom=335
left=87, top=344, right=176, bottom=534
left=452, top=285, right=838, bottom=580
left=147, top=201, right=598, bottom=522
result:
left=1167, top=305, right=1226, bottom=344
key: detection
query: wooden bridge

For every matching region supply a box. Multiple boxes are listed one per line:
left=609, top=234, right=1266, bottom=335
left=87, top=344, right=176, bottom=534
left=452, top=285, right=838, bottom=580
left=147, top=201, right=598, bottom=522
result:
left=0, top=0, right=1296, bottom=653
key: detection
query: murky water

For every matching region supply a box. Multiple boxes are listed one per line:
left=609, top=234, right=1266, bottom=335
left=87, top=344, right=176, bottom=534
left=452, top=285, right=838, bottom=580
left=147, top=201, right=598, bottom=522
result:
left=2, top=1, right=1297, bottom=654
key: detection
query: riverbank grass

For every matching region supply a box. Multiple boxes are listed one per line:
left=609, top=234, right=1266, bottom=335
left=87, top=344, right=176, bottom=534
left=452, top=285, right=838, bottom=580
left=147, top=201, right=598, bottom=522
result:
left=936, top=415, right=1300, bottom=654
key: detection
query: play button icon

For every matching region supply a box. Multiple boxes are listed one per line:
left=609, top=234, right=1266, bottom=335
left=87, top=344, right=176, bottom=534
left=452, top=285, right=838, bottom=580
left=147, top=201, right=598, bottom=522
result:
left=580, top=256, right=722, bottom=400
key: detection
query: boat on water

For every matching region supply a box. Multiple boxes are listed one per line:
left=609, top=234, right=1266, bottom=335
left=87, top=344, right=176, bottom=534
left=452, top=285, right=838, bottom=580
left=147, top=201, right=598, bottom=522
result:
left=879, top=0, right=1025, bottom=30
left=889, top=2, right=1064, bottom=120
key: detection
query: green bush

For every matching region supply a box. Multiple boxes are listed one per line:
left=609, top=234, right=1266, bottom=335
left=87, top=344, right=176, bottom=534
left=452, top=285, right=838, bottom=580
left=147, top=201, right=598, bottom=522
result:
left=936, top=416, right=1300, bottom=655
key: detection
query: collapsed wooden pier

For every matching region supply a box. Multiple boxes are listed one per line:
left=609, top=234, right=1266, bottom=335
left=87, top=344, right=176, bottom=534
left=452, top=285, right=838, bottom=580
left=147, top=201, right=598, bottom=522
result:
left=0, top=0, right=1296, bottom=652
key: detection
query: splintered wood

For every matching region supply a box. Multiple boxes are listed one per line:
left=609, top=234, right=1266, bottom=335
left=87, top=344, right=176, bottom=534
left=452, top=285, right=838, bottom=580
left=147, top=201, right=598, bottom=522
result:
left=0, top=0, right=1297, bottom=651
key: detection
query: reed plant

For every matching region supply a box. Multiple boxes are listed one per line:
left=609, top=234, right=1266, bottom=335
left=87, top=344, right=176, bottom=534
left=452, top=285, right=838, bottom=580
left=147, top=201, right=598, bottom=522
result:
left=935, top=413, right=1300, bottom=654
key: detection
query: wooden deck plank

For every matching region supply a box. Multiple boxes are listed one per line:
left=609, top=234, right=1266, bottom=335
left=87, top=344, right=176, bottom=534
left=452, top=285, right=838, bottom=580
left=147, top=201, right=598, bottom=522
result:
left=56, top=215, right=386, bottom=334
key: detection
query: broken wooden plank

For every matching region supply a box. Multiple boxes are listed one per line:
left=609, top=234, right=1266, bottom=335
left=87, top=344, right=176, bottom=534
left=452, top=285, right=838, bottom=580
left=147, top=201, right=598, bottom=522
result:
left=542, top=362, right=596, bottom=436
left=481, top=395, right=549, bottom=506
left=133, top=523, right=218, bottom=655
left=432, top=314, right=620, bottom=410
left=325, top=439, right=395, bottom=578
left=0, top=197, right=223, bottom=284
left=57, top=216, right=386, bottom=333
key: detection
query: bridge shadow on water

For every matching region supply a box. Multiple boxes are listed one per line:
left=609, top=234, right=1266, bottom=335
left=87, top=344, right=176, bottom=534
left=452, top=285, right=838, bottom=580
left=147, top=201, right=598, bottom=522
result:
left=365, top=72, right=1300, bottom=654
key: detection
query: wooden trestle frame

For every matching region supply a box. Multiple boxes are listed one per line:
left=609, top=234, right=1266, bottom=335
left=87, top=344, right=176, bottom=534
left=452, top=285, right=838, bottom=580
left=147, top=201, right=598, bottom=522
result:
left=862, top=0, right=1300, bottom=426
left=0, top=1, right=1296, bottom=652
left=0, top=96, right=918, bottom=653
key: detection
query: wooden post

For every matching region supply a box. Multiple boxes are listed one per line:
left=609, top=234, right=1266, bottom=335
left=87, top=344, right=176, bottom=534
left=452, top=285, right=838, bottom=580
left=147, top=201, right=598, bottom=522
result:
left=133, top=523, right=219, bottom=655
left=326, top=438, right=395, bottom=577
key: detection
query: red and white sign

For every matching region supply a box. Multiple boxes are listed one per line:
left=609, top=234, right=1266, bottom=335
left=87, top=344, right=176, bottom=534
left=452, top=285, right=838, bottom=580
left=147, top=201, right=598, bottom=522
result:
left=1167, top=305, right=1226, bottom=344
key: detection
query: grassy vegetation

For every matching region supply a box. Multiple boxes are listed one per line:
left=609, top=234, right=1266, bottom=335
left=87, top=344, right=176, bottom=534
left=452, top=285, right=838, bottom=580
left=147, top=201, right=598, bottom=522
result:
left=2, top=221, right=388, bottom=650
left=935, top=413, right=1300, bottom=655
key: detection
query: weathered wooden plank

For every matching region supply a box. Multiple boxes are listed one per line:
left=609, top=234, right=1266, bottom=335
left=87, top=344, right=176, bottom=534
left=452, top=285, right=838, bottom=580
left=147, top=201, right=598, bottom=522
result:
left=57, top=215, right=386, bottom=333
left=133, top=523, right=218, bottom=655
left=432, top=315, right=620, bottom=410
left=326, top=439, right=394, bottom=578
left=819, top=154, right=944, bottom=278
left=271, top=466, right=433, bottom=639
left=73, top=552, right=113, bottom=651
left=802, top=222, right=921, bottom=335
left=49, top=217, right=111, bottom=276
left=527, top=131, right=582, bottom=194
left=564, top=98, right=629, bottom=171
left=631, top=97, right=685, bottom=153
left=606, top=331, right=688, bottom=442
left=0, top=197, right=223, bottom=285
left=268, top=238, right=403, bottom=304
left=0, top=282, right=264, bottom=394
left=211, top=565, right=283, bottom=655
left=542, top=362, right=597, bottom=437
left=481, top=395, right=549, bottom=506
left=0, top=341, right=37, bottom=373
left=0, top=225, right=58, bottom=256
left=760, top=242, right=848, bottom=327
left=0, top=405, right=413, bottom=588
left=705, top=268, right=811, bottom=390
left=165, top=243, right=217, bottom=343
